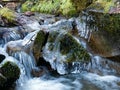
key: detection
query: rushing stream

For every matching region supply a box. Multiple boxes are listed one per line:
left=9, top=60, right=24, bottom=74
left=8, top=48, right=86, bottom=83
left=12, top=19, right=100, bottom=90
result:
left=0, top=15, right=120, bottom=90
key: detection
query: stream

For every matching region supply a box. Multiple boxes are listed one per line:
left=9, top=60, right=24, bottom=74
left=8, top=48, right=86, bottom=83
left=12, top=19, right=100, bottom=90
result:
left=0, top=13, right=120, bottom=90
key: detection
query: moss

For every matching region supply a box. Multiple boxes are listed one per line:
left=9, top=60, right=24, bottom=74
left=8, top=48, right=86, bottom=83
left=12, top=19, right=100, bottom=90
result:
left=21, top=1, right=33, bottom=12
left=1, top=61, right=20, bottom=81
left=59, top=33, right=90, bottom=62
left=22, top=0, right=91, bottom=16
left=87, top=0, right=115, bottom=13
left=48, top=31, right=91, bottom=63
left=48, top=31, right=59, bottom=43
left=0, top=7, right=16, bottom=22
left=88, top=11, right=120, bottom=47
left=60, top=0, right=77, bottom=16
left=33, top=30, right=46, bottom=60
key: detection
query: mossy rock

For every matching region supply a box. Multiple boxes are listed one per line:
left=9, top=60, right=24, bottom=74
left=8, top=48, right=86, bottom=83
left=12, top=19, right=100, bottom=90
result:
left=87, top=0, right=119, bottom=13
left=48, top=31, right=91, bottom=63
left=0, top=61, right=20, bottom=84
left=59, top=33, right=90, bottom=62
left=33, top=30, right=47, bottom=61
left=85, top=1, right=120, bottom=58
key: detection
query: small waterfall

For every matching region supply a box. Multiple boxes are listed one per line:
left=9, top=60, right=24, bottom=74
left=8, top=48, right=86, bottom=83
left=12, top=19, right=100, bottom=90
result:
left=0, top=30, right=25, bottom=47
left=12, top=51, right=36, bottom=79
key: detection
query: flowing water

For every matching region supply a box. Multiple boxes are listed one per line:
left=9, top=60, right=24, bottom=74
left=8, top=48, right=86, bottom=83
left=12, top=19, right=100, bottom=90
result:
left=0, top=16, right=120, bottom=90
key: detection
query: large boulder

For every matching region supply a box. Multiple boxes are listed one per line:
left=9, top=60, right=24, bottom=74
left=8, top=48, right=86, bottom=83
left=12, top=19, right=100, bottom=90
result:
left=0, top=61, right=20, bottom=87
left=43, top=31, right=91, bottom=74
left=84, top=0, right=120, bottom=61
left=48, top=31, right=90, bottom=63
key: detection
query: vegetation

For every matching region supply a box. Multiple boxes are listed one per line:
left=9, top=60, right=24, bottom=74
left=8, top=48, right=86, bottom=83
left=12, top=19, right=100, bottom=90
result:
left=48, top=31, right=91, bottom=63
left=0, top=61, right=20, bottom=83
left=0, top=7, right=16, bottom=22
left=22, top=0, right=92, bottom=16
left=87, top=0, right=115, bottom=13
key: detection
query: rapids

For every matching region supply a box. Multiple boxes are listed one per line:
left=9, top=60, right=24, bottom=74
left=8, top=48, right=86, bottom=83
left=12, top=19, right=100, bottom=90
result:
left=0, top=15, right=120, bottom=90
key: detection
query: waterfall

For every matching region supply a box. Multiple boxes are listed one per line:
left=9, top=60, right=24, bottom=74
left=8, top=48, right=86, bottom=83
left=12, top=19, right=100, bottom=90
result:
left=0, top=30, right=23, bottom=47
left=12, top=51, right=36, bottom=79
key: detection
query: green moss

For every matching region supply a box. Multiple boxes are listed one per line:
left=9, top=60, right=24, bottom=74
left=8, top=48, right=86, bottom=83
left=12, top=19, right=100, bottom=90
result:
left=60, top=0, right=77, bottom=16
left=21, top=1, right=33, bottom=12
left=59, top=33, right=90, bottom=62
left=0, top=7, right=16, bottom=22
left=22, top=0, right=91, bottom=16
left=48, top=31, right=59, bottom=43
left=1, top=61, right=20, bottom=80
left=87, top=0, right=115, bottom=13
left=48, top=31, right=91, bottom=63
left=88, top=11, right=120, bottom=46
left=33, top=30, right=46, bottom=60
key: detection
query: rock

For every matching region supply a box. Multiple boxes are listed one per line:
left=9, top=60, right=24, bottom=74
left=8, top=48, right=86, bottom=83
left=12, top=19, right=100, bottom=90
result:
left=6, top=40, right=23, bottom=55
left=48, top=31, right=91, bottom=63
left=6, top=31, right=36, bottom=55
left=5, top=2, right=17, bottom=10
left=84, top=0, right=120, bottom=60
left=43, top=31, right=91, bottom=74
left=31, top=67, right=47, bottom=77
left=87, top=0, right=120, bottom=14
left=24, top=11, right=35, bottom=17
left=0, top=54, right=6, bottom=63
left=33, top=30, right=47, bottom=62
left=106, top=55, right=120, bottom=62
left=0, top=61, right=20, bottom=87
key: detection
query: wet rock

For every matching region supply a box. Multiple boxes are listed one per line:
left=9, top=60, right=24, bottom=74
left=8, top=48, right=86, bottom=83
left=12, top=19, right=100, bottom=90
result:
left=5, top=2, right=17, bottom=10
left=106, top=55, right=120, bottom=62
left=43, top=31, right=91, bottom=74
left=0, top=61, right=20, bottom=87
left=33, top=30, right=47, bottom=62
left=48, top=31, right=91, bottom=63
left=24, top=11, right=35, bottom=17
left=84, top=0, right=120, bottom=60
left=31, top=67, right=47, bottom=77
left=6, top=31, right=36, bottom=55
left=0, top=54, right=6, bottom=63
left=6, top=40, right=23, bottom=55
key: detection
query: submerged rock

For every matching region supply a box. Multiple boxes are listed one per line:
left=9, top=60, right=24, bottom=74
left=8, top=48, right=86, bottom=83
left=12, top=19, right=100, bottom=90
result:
left=31, top=67, right=48, bottom=77
left=0, top=61, right=20, bottom=87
